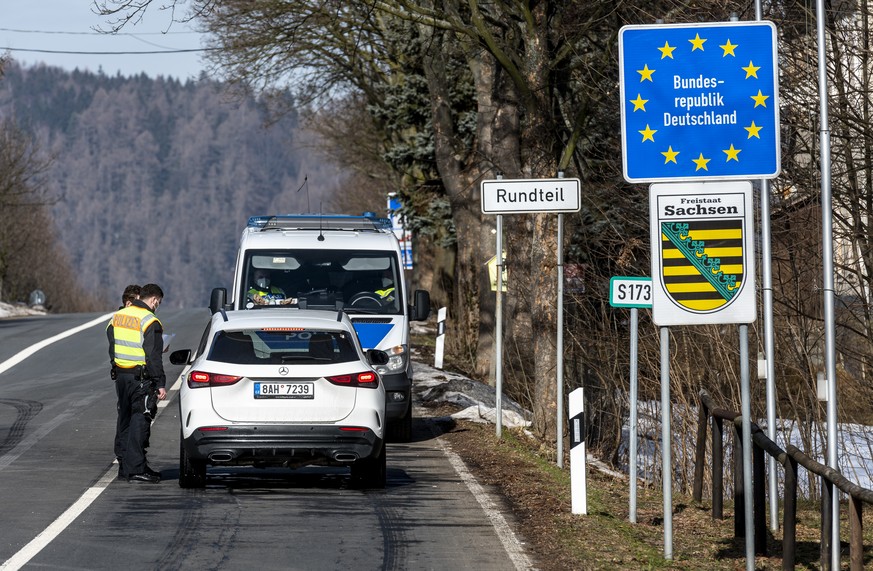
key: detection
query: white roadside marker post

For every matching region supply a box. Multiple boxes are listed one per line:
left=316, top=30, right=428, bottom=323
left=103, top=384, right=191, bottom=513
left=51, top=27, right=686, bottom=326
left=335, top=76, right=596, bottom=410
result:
left=434, top=307, right=447, bottom=369
left=569, top=387, right=587, bottom=515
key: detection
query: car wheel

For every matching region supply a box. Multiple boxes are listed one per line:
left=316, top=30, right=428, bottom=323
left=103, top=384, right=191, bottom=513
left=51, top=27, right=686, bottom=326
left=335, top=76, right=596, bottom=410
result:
left=351, top=443, right=386, bottom=489
left=386, top=399, right=412, bottom=443
left=179, top=438, right=207, bottom=489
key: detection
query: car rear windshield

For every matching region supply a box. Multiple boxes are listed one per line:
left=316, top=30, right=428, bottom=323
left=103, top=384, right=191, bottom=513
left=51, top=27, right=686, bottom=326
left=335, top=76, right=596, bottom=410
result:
left=209, top=329, right=359, bottom=364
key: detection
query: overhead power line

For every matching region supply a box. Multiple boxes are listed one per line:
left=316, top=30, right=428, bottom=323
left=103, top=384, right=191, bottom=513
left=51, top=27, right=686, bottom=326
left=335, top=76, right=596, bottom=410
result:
left=0, top=27, right=197, bottom=36
left=0, top=24, right=210, bottom=55
left=0, top=46, right=213, bottom=55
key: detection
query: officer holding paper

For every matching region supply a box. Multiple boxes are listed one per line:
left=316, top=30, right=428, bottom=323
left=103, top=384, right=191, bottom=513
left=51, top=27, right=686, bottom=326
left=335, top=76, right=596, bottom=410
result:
left=107, top=283, right=167, bottom=483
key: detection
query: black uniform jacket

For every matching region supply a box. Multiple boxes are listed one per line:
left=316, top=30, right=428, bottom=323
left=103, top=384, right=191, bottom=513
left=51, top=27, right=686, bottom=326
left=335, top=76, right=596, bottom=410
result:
left=106, top=299, right=167, bottom=389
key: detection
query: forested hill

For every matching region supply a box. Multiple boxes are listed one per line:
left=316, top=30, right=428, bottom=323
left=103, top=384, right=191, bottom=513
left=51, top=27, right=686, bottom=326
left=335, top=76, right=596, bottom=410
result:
left=0, top=62, right=345, bottom=309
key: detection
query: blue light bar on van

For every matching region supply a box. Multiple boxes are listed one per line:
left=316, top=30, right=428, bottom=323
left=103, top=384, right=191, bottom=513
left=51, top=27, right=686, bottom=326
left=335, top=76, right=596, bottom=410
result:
left=247, top=214, right=393, bottom=231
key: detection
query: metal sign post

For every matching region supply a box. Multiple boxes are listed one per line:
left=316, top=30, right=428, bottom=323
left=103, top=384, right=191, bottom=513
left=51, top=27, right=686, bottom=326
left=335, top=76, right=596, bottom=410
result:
left=629, top=306, right=640, bottom=523
left=739, top=324, right=755, bottom=570
left=648, top=181, right=756, bottom=565
left=660, top=327, right=673, bottom=559
left=481, top=177, right=581, bottom=456
left=609, top=276, right=653, bottom=523
left=495, top=214, right=504, bottom=439
left=814, top=0, right=840, bottom=563
left=557, top=213, right=565, bottom=468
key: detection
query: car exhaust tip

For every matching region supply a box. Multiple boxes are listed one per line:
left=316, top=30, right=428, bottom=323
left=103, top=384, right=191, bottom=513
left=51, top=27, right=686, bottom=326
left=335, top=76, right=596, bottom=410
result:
left=333, top=452, right=358, bottom=463
left=208, top=451, right=235, bottom=462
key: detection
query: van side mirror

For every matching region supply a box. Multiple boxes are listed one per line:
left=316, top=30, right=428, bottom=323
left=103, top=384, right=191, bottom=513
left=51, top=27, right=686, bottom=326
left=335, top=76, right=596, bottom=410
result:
left=367, top=349, right=389, bottom=366
left=411, top=289, right=430, bottom=321
left=209, top=288, right=227, bottom=315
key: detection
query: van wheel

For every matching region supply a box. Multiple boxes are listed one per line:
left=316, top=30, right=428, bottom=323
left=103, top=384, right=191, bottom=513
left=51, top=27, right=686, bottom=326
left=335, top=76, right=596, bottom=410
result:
left=386, top=400, right=412, bottom=443
left=179, top=438, right=207, bottom=488
left=351, top=443, right=386, bottom=489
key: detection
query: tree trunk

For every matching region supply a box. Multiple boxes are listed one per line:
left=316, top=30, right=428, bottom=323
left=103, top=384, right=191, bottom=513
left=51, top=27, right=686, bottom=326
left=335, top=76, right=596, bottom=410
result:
left=422, top=30, right=504, bottom=377
left=530, top=214, right=559, bottom=440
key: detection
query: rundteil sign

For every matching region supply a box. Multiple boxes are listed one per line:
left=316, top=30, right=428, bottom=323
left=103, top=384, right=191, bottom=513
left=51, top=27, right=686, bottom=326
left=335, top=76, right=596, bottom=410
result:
left=481, top=178, right=581, bottom=214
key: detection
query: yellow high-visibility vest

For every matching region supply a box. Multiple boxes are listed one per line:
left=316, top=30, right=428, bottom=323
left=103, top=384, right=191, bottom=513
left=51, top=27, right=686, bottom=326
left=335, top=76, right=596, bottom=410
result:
left=110, top=305, right=161, bottom=368
left=375, top=287, right=395, bottom=300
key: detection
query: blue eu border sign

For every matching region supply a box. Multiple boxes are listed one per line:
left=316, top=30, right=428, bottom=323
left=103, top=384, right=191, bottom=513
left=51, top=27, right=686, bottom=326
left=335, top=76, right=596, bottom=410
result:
left=619, top=21, right=779, bottom=183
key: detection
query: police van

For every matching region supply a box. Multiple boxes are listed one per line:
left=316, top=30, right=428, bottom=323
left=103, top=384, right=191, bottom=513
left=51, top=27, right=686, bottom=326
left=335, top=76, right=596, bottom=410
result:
left=209, top=213, right=430, bottom=442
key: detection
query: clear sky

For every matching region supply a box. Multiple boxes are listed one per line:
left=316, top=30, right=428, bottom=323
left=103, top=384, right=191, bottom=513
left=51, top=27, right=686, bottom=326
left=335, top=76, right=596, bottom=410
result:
left=0, top=1, right=208, bottom=81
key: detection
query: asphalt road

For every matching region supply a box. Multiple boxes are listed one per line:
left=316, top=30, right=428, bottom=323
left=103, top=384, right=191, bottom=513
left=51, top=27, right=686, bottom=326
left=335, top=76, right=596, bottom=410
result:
left=0, top=309, right=530, bottom=571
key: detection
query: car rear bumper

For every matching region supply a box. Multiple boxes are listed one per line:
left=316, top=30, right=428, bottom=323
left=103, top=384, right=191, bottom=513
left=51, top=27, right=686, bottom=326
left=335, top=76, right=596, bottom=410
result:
left=183, top=424, right=383, bottom=466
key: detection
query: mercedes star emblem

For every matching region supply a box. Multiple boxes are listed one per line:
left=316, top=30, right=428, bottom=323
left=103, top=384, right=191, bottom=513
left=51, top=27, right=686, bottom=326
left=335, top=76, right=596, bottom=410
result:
left=278, top=366, right=289, bottom=376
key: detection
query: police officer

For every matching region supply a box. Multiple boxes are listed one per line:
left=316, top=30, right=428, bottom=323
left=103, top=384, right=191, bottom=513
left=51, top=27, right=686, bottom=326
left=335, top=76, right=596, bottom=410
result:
left=107, top=283, right=167, bottom=483
left=374, top=269, right=395, bottom=303
left=120, top=284, right=141, bottom=309
left=247, top=268, right=295, bottom=305
left=110, top=283, right=142, bottom=474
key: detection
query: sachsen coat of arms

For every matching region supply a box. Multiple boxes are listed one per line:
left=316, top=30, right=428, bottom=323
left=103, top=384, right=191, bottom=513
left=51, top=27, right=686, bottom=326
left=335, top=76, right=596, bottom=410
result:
left=650, top=182, right=756, bottom=326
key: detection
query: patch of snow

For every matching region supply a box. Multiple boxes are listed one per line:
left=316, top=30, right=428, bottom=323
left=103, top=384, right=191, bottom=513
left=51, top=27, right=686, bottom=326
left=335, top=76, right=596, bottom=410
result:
left=0, top=301, right=46, bottom=318
left=413, top=361, right=531, bottom=429
left=414, top=360, right=619, bottom=476
left=617, top=399, right=873, bottom=496
left=412, top=342, right=873, bottom=497
left=410, top=320, right=434, bottom=336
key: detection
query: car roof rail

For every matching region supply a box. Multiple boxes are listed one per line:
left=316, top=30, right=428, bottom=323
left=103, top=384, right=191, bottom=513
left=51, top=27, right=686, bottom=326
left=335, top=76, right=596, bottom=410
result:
left=246, top=213, right=392, bottom=232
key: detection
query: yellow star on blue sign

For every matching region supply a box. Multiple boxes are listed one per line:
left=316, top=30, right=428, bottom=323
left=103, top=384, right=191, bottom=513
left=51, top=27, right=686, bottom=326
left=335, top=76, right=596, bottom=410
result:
left=619, top=21, right=779, bottom=182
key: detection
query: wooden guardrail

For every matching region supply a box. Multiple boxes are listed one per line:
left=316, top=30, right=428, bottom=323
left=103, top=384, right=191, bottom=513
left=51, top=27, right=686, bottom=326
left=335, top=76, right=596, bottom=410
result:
left=694, top=389, right=873, bottom=570
left=785, top=443, right=873, bottom=570
left=694, top=390, right=796, bottom=569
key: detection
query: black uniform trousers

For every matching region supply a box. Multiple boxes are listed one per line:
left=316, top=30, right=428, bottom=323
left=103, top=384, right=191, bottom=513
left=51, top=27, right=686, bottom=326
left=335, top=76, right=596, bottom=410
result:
left=115, top=371, right=151, bottom=477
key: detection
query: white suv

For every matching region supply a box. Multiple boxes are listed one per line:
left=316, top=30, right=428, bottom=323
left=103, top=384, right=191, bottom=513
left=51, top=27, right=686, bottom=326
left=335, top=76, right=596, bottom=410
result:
left=169, top=308, right=388, bottom=488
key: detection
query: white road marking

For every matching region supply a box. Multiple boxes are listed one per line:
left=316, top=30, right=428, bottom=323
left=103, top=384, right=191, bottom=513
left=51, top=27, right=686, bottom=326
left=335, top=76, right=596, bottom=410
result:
left=434, top=436, right=537, bottom=571
left=2, top=321, right=528, bottom=569
left=0, top=469, right=117, bottom=571
left=0, top=312, right=114, bottom=470
left=0, top=313, right=114, bottom=375
left=0, top=315, right=179, bottom=570
left=0, top=383, right=179, bottom=570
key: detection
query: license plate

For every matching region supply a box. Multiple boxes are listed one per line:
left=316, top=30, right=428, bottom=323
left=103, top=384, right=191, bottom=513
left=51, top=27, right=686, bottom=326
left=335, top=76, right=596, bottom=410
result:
left=254, top=382, right=314, bottom=399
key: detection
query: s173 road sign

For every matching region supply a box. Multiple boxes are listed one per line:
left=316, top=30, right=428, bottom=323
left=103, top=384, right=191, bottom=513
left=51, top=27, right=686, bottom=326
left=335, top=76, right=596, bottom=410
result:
left=609, top=277, right=653, bottom=308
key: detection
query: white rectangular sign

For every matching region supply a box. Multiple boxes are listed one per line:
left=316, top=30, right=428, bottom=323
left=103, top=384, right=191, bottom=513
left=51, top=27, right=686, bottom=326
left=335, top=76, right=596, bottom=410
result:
left=609, top=277, right=653, bottom=308
left=649, top=181, right=756, bottom=325
left=481, top=178, right=581, bottom=214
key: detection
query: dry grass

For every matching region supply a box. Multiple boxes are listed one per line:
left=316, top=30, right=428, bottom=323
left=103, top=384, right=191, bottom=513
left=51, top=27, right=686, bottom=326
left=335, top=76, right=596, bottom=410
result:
left=433, top=414, right=873, bottom=570
left=412, top=330, right=873, bottom=569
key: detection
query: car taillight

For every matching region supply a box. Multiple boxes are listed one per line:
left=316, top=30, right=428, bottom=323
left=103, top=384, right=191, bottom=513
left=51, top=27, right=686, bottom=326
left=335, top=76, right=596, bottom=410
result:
left=187, top=370, right=243, bottom=388
left=325, top=371, right=379, bottom=388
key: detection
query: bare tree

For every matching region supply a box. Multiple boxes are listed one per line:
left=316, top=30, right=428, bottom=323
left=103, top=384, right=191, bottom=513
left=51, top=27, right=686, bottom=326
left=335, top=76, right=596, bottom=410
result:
left=0, top=116, right=52, bottom=301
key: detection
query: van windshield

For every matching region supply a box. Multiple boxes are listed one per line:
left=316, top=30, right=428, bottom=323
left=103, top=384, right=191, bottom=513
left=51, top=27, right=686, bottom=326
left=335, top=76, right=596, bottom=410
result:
left=241, top=250, right=403, bottom=314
